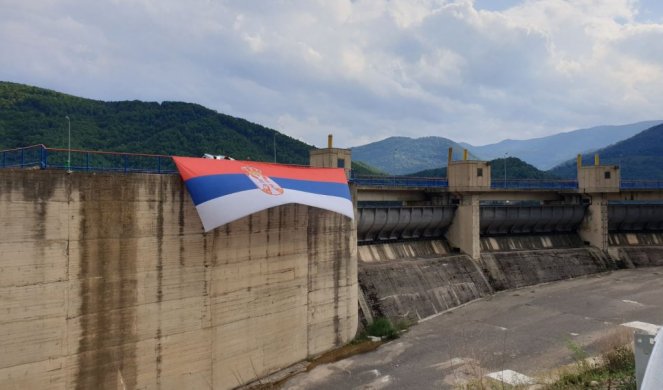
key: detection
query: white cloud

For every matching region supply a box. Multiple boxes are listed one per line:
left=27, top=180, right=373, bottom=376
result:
left=1, top=0, right=662, bottom=148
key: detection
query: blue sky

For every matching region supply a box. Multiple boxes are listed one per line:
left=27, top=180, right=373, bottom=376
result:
left=2, top=0, right=663, bottom=147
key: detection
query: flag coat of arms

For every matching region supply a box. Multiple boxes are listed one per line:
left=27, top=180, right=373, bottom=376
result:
left=173, top=157, right=354, bottom=231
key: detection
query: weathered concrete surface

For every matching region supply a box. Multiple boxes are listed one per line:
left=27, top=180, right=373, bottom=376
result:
left=613, top=247, right=663, bottom=267
left=445, top=195, right=480, bottom=259
left=480, top=248, right=611, bottom=291
left=358, top=242, right=612, bottom=324
left=610, top=232, right=663, bottom=246
left=284, top=267, right=663, bottom=390
left=480, top=234, right=584, bottom=252
left=608, top=233, right=663, bottom=267
left=357, top=240, right=452, bottom=262
left=0, top=169, right=357, bottom=390
left=579, top=194, right=610, bottom=251
left=358, top=255, right=492, bottom=323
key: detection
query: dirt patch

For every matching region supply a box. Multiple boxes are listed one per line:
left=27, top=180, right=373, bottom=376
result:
left=242, top=339, right=383, bottom=390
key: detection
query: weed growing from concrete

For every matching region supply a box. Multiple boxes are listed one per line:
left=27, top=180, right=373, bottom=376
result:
left=546, top=331, right=636, bottom=389
left=365, top=317, right=400, bottom=340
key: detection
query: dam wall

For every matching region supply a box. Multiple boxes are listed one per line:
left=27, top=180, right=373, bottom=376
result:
left=358, top=254, right=492, bottom=323
left=478, top=248, right=611, bottom=291
left=0, top=170, right=357, bottom=390
left=608, top=232, right=663, bottom=267
left=358, top=239, right=613, bottom=325
left=480, top=234, right=584, bottom=252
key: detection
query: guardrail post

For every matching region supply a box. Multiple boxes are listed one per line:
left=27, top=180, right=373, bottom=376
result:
left=20, top=148, right=24, bottom=167
left=2, top=151, right=5, bottom=168
left=123, top=155, right=128, bottom=173
left=157, top=157, right=161, bottom=173
left=40, top=147, right=47, bottom=169
left=86, top=153, right=90, bottom=171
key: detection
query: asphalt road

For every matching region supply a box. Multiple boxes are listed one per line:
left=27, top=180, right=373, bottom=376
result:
left=284, top=267, right=663, bottom=389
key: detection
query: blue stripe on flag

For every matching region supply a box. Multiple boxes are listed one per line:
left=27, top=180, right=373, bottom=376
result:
left=185, top=174, right=351, bottom=206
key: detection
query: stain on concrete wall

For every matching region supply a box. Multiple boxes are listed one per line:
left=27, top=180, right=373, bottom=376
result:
left=358, top=241, right=613, bottom=325
left=0, top=170, right=357, bottom=390
left=480, top=234, right=584, bottom=252
left=359, top=255, right=492, bottom=323
left=479, top=248, right=611, bottom=291
left=614, top=247, right=663, bottom=267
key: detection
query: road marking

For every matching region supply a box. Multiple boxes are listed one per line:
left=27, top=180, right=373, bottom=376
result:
left=486, top=370, right=535, bottom=386
left=429, top=357, right=474, bottom=370
left=621, top=321, right=661, bottom=335
left=622, top=299, right=644, bottom=306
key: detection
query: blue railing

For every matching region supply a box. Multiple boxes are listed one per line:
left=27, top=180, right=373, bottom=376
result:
left=0, top=144, right=46, bottom=168
left=491, top=179, right=578, bottom=190
left=620, top=180, right=663, bottom=190
left=350, top=174, right=449, bottom=188
left=0, top=145, right=176, bottom=174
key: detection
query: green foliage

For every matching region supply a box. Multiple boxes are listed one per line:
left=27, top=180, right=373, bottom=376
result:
left=566, top=339, right=589, bottom=364
left=547, top=343, right=635, bottom=389
left=351, top=160, right=386, bottom=176
left=404, top=157, right=559, bottom=180
left=549, top=123, right=663, bottom=179
left=406, top=167, right=447, bottom=177
left=0, top=81, right=313, bottom=164
left=490, top=157, right=560, bottom=180
left=351, top=136, right=478, bottom=175
left=365, top=318, right=401, bottom=340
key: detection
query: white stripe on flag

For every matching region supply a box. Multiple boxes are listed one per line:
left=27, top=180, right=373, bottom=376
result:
left=195, top=188, right=354, bottom=231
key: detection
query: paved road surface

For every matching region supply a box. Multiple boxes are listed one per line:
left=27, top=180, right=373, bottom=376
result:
left=284, top=268, right=663, bottom=389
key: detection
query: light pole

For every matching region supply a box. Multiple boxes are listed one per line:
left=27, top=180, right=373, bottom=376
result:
left=503, top=152, right=508, bottom=188
left=65, top=116, right=71, bottom=172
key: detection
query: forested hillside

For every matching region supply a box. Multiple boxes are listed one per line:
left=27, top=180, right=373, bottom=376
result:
left=0, top=82, right=312, bottom=164
left=549, top=123, right=663, bottom=179
left=351, top=136, right=478, bottom=175
left=407, top=157, right=560, bottom=180
left=462, top=121, right=661, bottom=170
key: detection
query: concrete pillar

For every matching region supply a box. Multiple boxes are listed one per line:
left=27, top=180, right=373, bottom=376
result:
left=446, top=194, right=481, bottom=259
left=309, top=135, right=352, bottom=179
left=578, top=193, right=609, bottom=251
left=447, top=161, right=491, bottom=192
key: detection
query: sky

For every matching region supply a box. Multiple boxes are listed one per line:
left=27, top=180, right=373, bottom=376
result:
left=2, top=0, right=663, bottom=148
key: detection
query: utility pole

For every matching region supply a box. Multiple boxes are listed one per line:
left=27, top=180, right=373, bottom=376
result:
left=503, top=152, right=508, bottom=188
left=65, top=116, right=71, bottom=172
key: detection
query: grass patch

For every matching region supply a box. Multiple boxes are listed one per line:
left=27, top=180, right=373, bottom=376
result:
left=363, top=317, right=411, bottom=340
left=546, top=330, right=636, bottom=389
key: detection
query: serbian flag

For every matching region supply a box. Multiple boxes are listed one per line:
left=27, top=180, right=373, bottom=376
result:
left=173, top=157, right=354, bottom=231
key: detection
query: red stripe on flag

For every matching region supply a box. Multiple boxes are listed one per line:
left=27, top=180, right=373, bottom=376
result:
left=172, top=157, right=348, bottom=183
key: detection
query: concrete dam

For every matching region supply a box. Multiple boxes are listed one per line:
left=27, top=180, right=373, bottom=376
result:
left=355, top=156, right=663, bottom=325
left=0, top=169, right=356, bottom=389
left=2, top=143, right=663, bottom=389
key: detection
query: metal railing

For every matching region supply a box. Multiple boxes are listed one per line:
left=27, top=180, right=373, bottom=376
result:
left=0, top=144, right=176, bottom=174
left=621, top=180, right=663, bottom=190
left=491, top=179, right=578, bottom=190
left=350, top=174, right=449, bottom=188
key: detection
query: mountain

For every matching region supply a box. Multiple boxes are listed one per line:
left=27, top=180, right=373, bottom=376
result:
left=407, top=157, right=559, bottom=180
left=351, top=160, right=386, bottom=176
left=462, top=121, right=662, bottom=170
left=548, top=123, right=663, bottom=179
left=0, top=81, right=312, bottom=164
left=351, top=136, right=478, bottom=175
